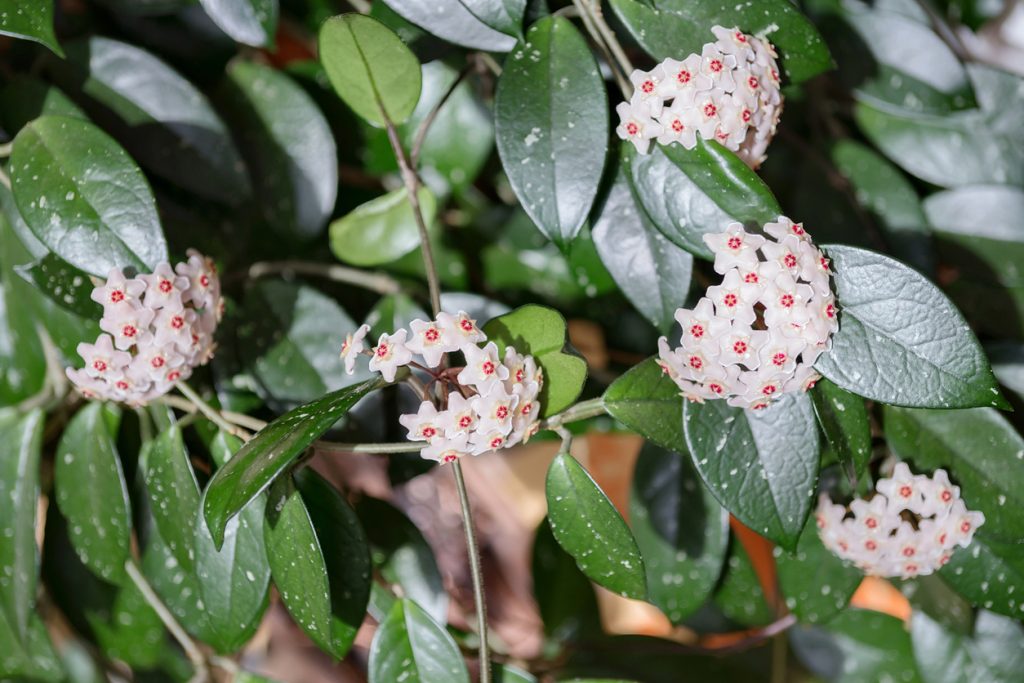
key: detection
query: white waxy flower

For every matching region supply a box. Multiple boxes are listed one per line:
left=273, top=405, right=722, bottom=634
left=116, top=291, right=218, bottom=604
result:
left=129, top=343, right=186, bottom=384
left=699, top=44, right=738, bottom=91
left=368, top=329, right=413, bottom=383
left=406, top=318, right=452, bottom=368
left=340, top=324, right=371, bottom=375
left=100, top=305, right=155, bottom=351
left=176, top=250, right=220, bottom=310
left=77, top=334, right=132, bottom=379
left=422, top=433, right=470, bottom=464
left=703, top=224, right=766, bottom=274
left=469, top=429, right=508, bottom=456
left=711, top=25, right=756, bottom=62
left=655, top=99, right=699, bottom=149
left=440, top=393, right=479, bottom=436
left=655, top=54, right=711, bottom=102
left=706, top=269, right=760, bottom=327
left=628, top=68, right=665, bottom=117
left=437, top=310, right=486, bottom=345
left=141, top=263, right=190, bottom=311
left=471, top=383, right=518, bottom=436
left=91, top=267, right=145, bottom=312
left=152, top=307, right=197, bottom=353
left=615, top=102, right=664, bottom=154
left=458, top=342, right=509, bottom=392
left=398, top=401, right=444, bottom=442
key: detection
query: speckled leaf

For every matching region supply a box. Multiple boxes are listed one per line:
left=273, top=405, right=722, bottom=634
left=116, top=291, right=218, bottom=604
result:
left=54, top=403, right=132, bottom=584
left=368, top=598, right=470, bottom=683
left=939, top=535, right=1024, bottom=618
left=629, top=141, right=781, bottom=260
left=810, top=378, right=872, bottom=485
left=683, top=394, right=819, bottom=550
left=15, top=253, right=100, bottom=320
left=816, top=245, right=1006, bottom=409
left=495, top=16, right=608, bottom=248
left=990, top=343, right=1024, bottom=402
left=0, top=611, right=63, bottom=682
left=883, top=406, right=1024, bottom=543
left=484, top=304, right=587, bottom=417
left=53, top=37, right=250, bottom=205
left=141, top=519, right=211, bottom=643
left=531, top=519, right=601, bottom=641
left=381, top=0, right=516, bottom=51
left=545, top=453, right=647, bottom=600
left=0, top=0, right=63, bottom=56
left=203, top=376, right=385, bottom=547
left=458, top=0, right=525, bottom=38
left=198, top=0, right=277, bottom=47
left=793, top=609, right=922, bottom=683
left=592, top=161, right=693, bottom=333
left=630, top=444, right=728, bottom=623
left=265, top=470, right=371, bottom=659
left=912, top=609, right=1024, bottom=683
left=222, top=61, right=336, bottom=236
left=902, top=574, right=974, bottom=637
left=714, top=538, right=773, bottom=627
left=603, top=357, right=685, bottom=452
left=10, top=115, right=167, bottom=276
left=0, top=215, right=46, bottom=404
left=142, top=426, right=200, bottom=572
left=329, top=187, right=437, bottom=266
left=319, top=13, right=422, bottom=127
left=0, top=409, right=44, bottom=645
left=775, top=522, right=862, bottom=624
left=608, top=0, right=831, bottom=84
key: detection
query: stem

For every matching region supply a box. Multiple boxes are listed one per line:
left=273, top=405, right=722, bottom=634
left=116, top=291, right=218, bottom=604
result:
left=248, top=260, right=401, bottom=295
left=0, top=141, right=11, bottom=157
left=581, top=0, right=634, bottom=78
left=315, top=440, right=422, bottom=454
left=411, top=63, right=473, bottom=169
left=540, top=397, right=606, bottom=431
left=572, top=0, right=632, bottom=98
left=771, top=631, right=787, bottom=683
left=0, top=165, right=10, bottom=189
left=158, top=395, right=268, bottom=434
left=125, top=561, right=209, bottom=683
left=176, top=382, right=252, bottom=440
left=452, top=460, right=490, bottom=683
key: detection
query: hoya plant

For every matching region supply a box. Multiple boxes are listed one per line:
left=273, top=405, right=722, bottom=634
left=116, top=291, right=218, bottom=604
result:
left=1, top=0, right=1023, bottom=681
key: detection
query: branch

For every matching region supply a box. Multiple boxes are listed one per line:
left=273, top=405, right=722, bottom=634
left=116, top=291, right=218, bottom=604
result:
left=248, top=260, right=402, bottom=296
left=452, top=459, right=491, bottom=683
left=411, top=63, right=473, bottom=169
left=175, top=383, right=253, bottom=440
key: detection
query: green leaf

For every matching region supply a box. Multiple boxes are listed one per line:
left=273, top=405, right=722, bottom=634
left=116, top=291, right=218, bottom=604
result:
left=198, top=0, right=278, bottom=47
left=203, top=376, right=385, bottom=547
left=458, top=0, right=525, bottom=38
left=592, top=161, right=693, bottom=333
left=630, top=444, right=728, bottom=623
left=319, top=13, right=422, bottom=127
left=142, top=426, right=201, bottom=572
left=810, top=378, right=871, bottom=485
left=683, top=394, right=819, bottom=550
left=990, top=343, right=1024, bottom=402
left=265, top=470, right=371, bottom=658
left=357, top=497, right=448, bottom=626
left=714, top=539, right=773, bottom=627
left=52, top=37, right=250, bottom=205
left=545, top=453, right=647, bottom=600
left=368, top=599, right=470, bottom=683
left=380, top=0, right=516, bottom=51
left=0, top=0, right=63, bottom=56
left=796, top=609, right=922, bottom=683
left=0, top=409, right=44, bottom=644
left=531, top=518, right=601, bottom=642
left=483, top=304, right=587, bottom=416
left=926, top=185, right=1024, bottom=245
left=0, top=612, right=64, bottom=682
left=628, top=141, right=781, bottom=260
left=602, top=357, right=685, bottom=452
left=608, top=0, right=831, bottom=84
left=0, top=76, right=84, bottom=134
left=883, top=406, right=1024, bottom=543
left=494, top=664, right=536, bottom=683
left=141, top=518, right=212, bottom=643
left=54, top=403, right=132, bottom=584
left=815, top=245, right=1006, bottom=409
left=330, top=187, right=436, bottom=266
left=15, top=252, right=101, bottom=320
left=912, top=609, right=1024, bottom=683
left=222, top=61, right=337, bottom=236
left=10, top=115, right=167, bottom=276
left=0, top=222, right=45, bottom=404
left=939, top=535, right=1024, bottom=618
left=775, top=521, right=862, bottom=624
left=494, top=16, right=608, bottom=248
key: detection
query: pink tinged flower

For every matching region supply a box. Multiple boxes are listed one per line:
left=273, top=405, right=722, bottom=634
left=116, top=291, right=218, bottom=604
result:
left=710, top=25, right=756, bottom=61
left=923, top=469, right=960, bottom=516
left=406, top=318, right=451, bottom=368
left=141, top=262, right=190, bottom=310
left=422, top=433, right=470, bottom=464
left=340, top=324, right=371, bottom=375
left=99, top=305, right=156, bottom=351
left=152, top=307, right=197, bottom=352
left=176, top=250, right=219, bottom=309
left=700, top=45, right=738, bottom=91
left=469, top=429, right=508, bottom=456
left=90, top=267, right=146, bottom=312
left=436, top=310, right=486, bottom=345
left=129, top=344, right=186, bottom=384
left=654, top=55, right=711, bottom=99
left=615, top=102, right=663, bottom=154
left=458, top=342, right=509, bottom=391
left=717, top=326, right=768, bottom=369
left=655, top=102, right=699, bottom=149
left=627, top=68, right=664, bottom=118
left=66, top=367, right=107, bottom=400
left=877, top=463, right=925, bottom=513
left=399, top=401, right=443, bottom=442
left=440, top=393, right=478, bottom=437
left=703, top=222, right=766, bottom=274
left=706, top=269, right=760, bottom=326
left=368, top=329, right=413, bottom=383
left=77, top=334, right=132, bottom=378
left=471, top=384, right=518, bottom=434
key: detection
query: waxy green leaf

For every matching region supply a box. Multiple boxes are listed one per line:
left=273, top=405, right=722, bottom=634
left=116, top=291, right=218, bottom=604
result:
left=142, top=426, right=201, bottom=572
left=380, top=0, right=516, bottom=52
left=939, top=535, right=1024, bottom=618
left=458, top=0, right=525, bottom=38
left=198, top=0, right=278, bottom=47
left=775, top=521, right=862, bottom=624
left=796, top=609, right=922, bottom=683
left=330, top=187, right=436, bottom=266
left=911, top=609, right=1024, bottom=683
left=603, top=357, right=685, bottom=452
left=368, top=598, right=470, bottom=683
left=15, top=252, right=100, bottom=320
left=0, top=0, right=64, bottom=56
left=531, top=519, right=601, bottom=641
left=810, top=378, right=872, bottom=484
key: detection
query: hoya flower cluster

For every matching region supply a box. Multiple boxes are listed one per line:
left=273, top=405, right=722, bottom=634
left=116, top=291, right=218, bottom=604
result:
left=340, top=311, right=543, bottom=464
left=657, top=217, right=837, bottom=411
left=66, top=251, right=222, bottom=405
left=816, top=464, right=985, bottom=579
left=615, top=25, right=783, bottom=168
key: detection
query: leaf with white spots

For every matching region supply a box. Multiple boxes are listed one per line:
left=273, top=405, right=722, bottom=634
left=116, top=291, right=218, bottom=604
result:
left=0, top=0, right=64, bottom=56
left=775, top=520, right=862, bottom=624
left=0, top=611, right=63, bottom=682
left=54, top=403, right=133, bottom=585
left=816, top=245, right=1007, bottom=409
left=142, top=426, right=201, bottom=572
left=457, top=0, right=525, bottom=39
left=0, top=409, right=44, bottom=646
left=603, top=357, right=685, bottom=452
left=545, top=453, right=647, bottom=600
left=10, top=115, right=167, bottom=277
left=684, top=394, right=820, bottom=550
left=940, top=536, right=1024, bottom=619
left=203, top=375, right=385, bottom=547
left=495, top=16, right=609, bottom=248
left=141, top=517, right=212, bottom=643
left=264, top=470, right=371, bottom=659
left=14, top=252, right=100, bottom=320
left=912, top=608, right=1024, bottom=683
left=810, top=378, right=872, bottom=485
left=630, top=444, right=728, bottom=623
left=713, top=539, right=773, bottom=627
left=198, top=0, right=277, bottom=47
left=368, top=598, right=470, bottom=683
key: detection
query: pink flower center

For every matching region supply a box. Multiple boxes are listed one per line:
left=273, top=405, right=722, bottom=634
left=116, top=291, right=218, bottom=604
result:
left=490, top=437, right=503, bottom=448
left=116, top=380, right=129, bottom=390
left=723, top=293, right=738, bottom=307
left=199, top=274, right=210, bottom=288
left=481, top=361, right=495, bottom=376
left=515, top=369, right=525, bottom=382
left=792, top=224, right=805, bottom=235
left=425, top=328, right=439, bottom=342
left=422, top=426, right=437, bottom=438
left=122, top=324, right=137, bottom=338
left=741, top=109, right=752, bottom=123
left=703, top=102, right=717, bottom=118
left=902, top=547, right=915, bottom=557
left=784, top=253, right=798, bottom=268
left=376, top=343, right=389, bottom=358
left=641, top=79, right=655, bottom=93
left=171, top=315, right=184, bottom=329
left=626, top=121, right=639, bottom=136
left=899, top=485, right=912, bottom=498
left=744, top=272, right=758, bottom=283
left=677, top=69, right=691, bottom=84
left=159, top=279, right=172, bottom=293
left=960, top=521, right=971, bottom=533
left=459, top=415, right=473, bottom=428
left=865, top=540, right=877, bottom=550
left=772, top=352, right=786, bottom=366
left=709, top=383, right=723, bottom=394
left=866, top=518, right=877, bottom=529
left=735, top=32, right=747, bottom=43
left=709, top=59, right=723, bottom=73
left=733, top=340, right=748, bottom=355
left=689, top=355, right=703, bottom=369
left=443, top=453, right=458, bottom=463
left=825, top=304, right=836, bottom=318
left=151, top=356, right=165, bottom=368
left=748, top=76, right=759, bottom=89
left=110, top=290, right=125, bottom=303
left=496, top=406, right=509, bottom=419
left=690, top=324, right=705, bottom=338
left=522, top=403, right=533, bottom=415
left=762, top=384, right=776, bottom=396
left=460, top=319, right=474, bottom=332
left=671, top=119, right=684, bottom=133
left=780, top=294, right=794, bottom=308
left=167, top=370, right=181, bottom=381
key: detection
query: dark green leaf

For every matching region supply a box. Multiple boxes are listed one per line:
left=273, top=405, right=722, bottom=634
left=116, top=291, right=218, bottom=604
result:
left=0, top=201, right=47, bottom=404
left=816, top=245, right=1006, bottom=409
left=630, top=444, right=728, bottom=623
left=0, top=76, right=84, bottom=134
left=684, top=394, right=819, bottom=549
left=142, top=426, right=201, bottom=572
left=494, top=664, right=536, bottom=683
left=592, top=162, right=692, bottom=333
left=54, top=403, right=133, bottom=584
left=793, top=609, right=922, bottom=683
left=368, top=599, right=470, bottom=683
left=198, top=0, right=277, bottom=47
left=628, top=141, right=781, bottom=260
left=10, top=115, right=167, bottom=276
left=810, top=378, right=871, bottom=484
left=608, top=0, right=831, bottom=84
left=458, top=0, right=525, bottom=38
left=602, top=357, right=685, bottom=452
left=265, top=470, right=371, bottom=658
left=902, top=573, right=974, bottom=637
left=531, top=518, right=601, bottom=642
left=0, top=409, right=44, bottom=644
left=545, top=453, right=647, bottom=600
left=495, top=16, right=608, bottom=248
left=714, top=538, right=774, bottom=627
left=380, top=0, right=516, bottom=51
left=203, top=376, right=385, bottom=547
left=319, top=13, right=422, bottom=127
left=222, top=61, right=337, bottom=236
left=0, top=611, right=64, bottom=682
left=989, top=343, right=1024, bottom=402
left=775, top=520, right=862, bottom=624
left=483, top=304, right=587, bottom=416
left=912, top=609, right=1024, bottom=683
left=53, top=37, right=250, bottom=205
left=939, top=535, right=1024, bottom=618
left=0, top=0, right=63, bottom=56
left=15, top=253, right=101, bottom=320
left=141, top=518, right=212, bottom=643
left=330, top=187, right=436, bottom=266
